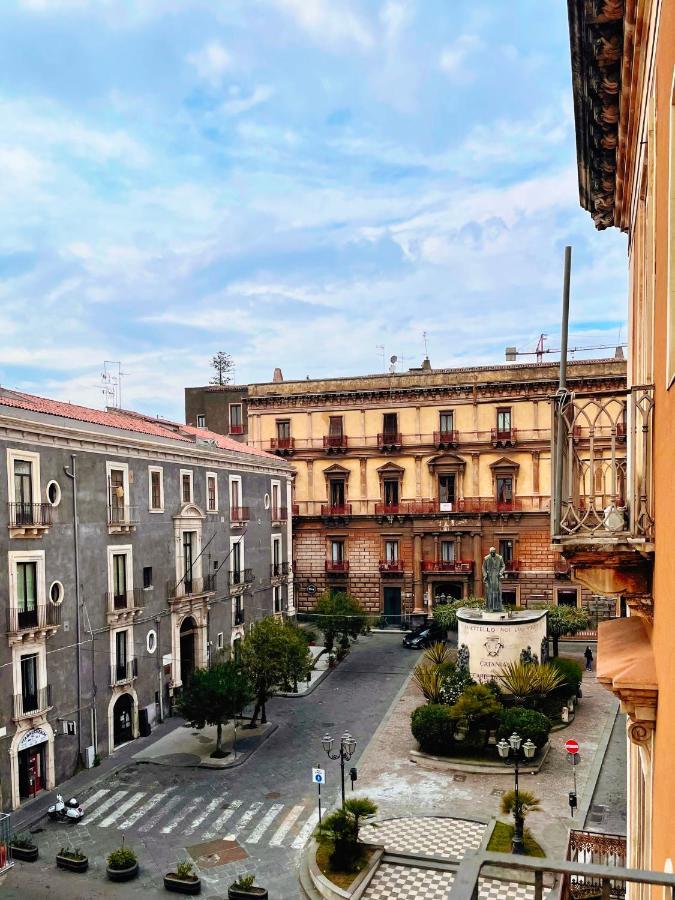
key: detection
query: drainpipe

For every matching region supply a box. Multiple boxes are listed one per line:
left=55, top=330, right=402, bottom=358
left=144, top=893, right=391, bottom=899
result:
left=156, top=616, right=164, bottom=723
left=553, top=246, right=572, bottom=538
left=64, top=455, right=83, bottom=763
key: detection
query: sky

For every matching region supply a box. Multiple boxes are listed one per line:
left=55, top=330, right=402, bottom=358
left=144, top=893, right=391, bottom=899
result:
left=0, top=0, right=628, bottom=420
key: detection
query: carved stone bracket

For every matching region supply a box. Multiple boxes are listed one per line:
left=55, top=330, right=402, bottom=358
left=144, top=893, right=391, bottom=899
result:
left=627, top=719, right=655, bottom=748
left=623, top=593, right=653, bottom=620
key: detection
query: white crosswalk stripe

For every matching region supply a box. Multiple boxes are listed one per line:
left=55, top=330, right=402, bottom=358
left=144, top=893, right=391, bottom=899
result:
left=245, top=803, right=284, bottom=844
left=231, top=801, right=263, bottom=836
left=83, top=788, right=111, bottom=807
left=138, top=793, right=184, bottom=834
left=202, top=799, right=243, bottom=840
left=98, top=792, right=145, bottom=828
left=117, top=788, right=176, bottom=830
left=161, top=796, right=204, bottom=834
left=85, top=790, right=128, bottom=825
left=269, top=804, right=306, bottom=847
left=183, top=797, right=223, bottom=836
left=292, top=809, right=320, bottom=850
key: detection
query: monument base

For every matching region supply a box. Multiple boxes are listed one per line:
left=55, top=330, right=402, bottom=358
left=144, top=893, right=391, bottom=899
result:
left=456, top=608, right=548, bottom=685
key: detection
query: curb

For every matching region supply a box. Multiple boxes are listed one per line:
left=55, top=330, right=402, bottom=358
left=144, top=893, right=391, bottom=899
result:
left=410, top=743, right=551, bottom=775
left=278, top=665, right=332, bottom=698
left=579, top=700, right=620, bottom=824
left=134, top=721, right=280, bottom=771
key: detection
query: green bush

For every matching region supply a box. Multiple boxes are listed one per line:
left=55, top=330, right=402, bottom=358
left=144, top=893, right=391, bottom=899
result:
left=550, top=657, right=583, bottom=697
left=449, top=684, right=503, bottom=749
left=59, top=846, right=85, bottom=861
left=11, top=832, right=36, bottom=850
left=439, top=664, right=475, bottom=705
left=432, top=597, right=484, bottom=630
left=497, top=707, right=551, bottom=749
left=175, top=860, right=195, bottom=880
left=411, top=704, right=456, bottom=754
left=107, top=846, right=137, bottom=870
left=231, top=874, right=256, bottom=890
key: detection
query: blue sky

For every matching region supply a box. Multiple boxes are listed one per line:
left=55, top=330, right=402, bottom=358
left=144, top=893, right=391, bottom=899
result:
left=0, top=0, right=627, bottom=419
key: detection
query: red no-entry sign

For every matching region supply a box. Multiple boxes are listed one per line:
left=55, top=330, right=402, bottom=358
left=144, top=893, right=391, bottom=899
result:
left=565, top=739, right=579, bottom=754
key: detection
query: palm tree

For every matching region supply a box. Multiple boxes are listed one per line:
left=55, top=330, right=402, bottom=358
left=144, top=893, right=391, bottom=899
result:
left=500, top=788, right=541, bottom=822
left=315, top=797, right=378, bottom=872
left=412, top=663, right=444, bottom=703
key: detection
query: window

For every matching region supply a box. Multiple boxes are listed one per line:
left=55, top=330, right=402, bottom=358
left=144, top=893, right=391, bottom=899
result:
left=14, top=459, right=33, bottom=517
left=143, top=566, right=153, bottom=589
left=181, top=470, right=193, bottom=504
left=149, top=467, right=163, bottom=512
left=331, top=540, right=344, bottom=563
left=229, top=475, right=244, bottom=520
left=20, top=653, right=39, bottom=713
left=230, top=404, right=243, bottom=433
left=384, top=540, right=399, bottom=562
left=276, top=420, right=291, bottom=440
left=271, top=481, right=281, bottom=517
left=382, top=413, right=398, bottom=438
left=108, top=466, right=126, bottom=522
left=440, top=540, right=455, bottom=563
left=46, top=480, right=61, bottom=507
left=17, top=561, right=37, bottom=627
left=197, top=414, right=206, bottom=428
left=557, top=588, right=579, bottom=608
left=49, top=581, right=64, bottom=605
left=7, top=450, right=42, bottom=528
left=439, top=474, right=456, bottom=506
left=274, top=585, right=282, bottom=613
left=329, top=416, right=343, bottom=436
left=230, top=538, right=243, bottom=583
left=499, top=539, right=514, bottom=564
left=216, top=632, right=224, bottom=650
left=183, top=532, right=196, bottom=591
left=383, top=479, right=399, bottom=508
left=496, top=476, right=513, bottom=504
left=207, top=473, right=218, bottom=512
left=272, top=535, right=282, bottom=567
left=439, top=411, right=454, bottom=434
left=233, top=638, right=242, bottom=663
left=329, top=478, right=345, bottom=507
left=115, top=630, right=128, bottom=680
left=147, top=630, right=157, bottom=654
left=496, top=408, right=512, bottom=434
left=113, top=553, right=127, bottom=604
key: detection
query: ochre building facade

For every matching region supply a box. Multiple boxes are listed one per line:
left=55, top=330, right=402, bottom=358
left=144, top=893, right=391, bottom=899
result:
left=241, top=358, right=625, bottom=622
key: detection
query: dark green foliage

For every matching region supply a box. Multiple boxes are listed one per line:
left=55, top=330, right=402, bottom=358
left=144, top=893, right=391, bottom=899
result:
left=432, top=597, right=485, bottom=630
left=315, top=591, right=367, bottom=647
left=448, top=684, right=503, bottom=748
left=439, top=663, right=475, bottom=705
left=541, top=604, right=592, bottom=656
left=315, top=798, right=378, bottom=872
left=497, top=707, right=552, bottom=749
left=550, top=657, right=583, bottom=697
left=411, top=703, right=456, bottom=754
left=107, top=846, right=137, bottom=869
left=177, top=660, right=253, bottom=757
left=11, top=832, right=36, bottom=850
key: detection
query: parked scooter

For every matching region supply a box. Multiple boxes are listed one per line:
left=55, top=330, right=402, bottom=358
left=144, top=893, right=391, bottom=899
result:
left=47, top=794, right=84, bottom=823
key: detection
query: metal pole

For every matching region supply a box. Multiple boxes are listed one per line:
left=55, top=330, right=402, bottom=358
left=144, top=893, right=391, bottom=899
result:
left=340, top=747, right=346, bottom=808
left=318, top=780, right=322, bottom=825
left=64, top=456, right=83, bottom=763
left=553, top=246, right=572, bottom=536
left=512, top=753, right=524, bottom=854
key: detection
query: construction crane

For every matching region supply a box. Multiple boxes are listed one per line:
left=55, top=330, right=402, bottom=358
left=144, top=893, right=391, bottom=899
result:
left=505, top=333, right=626, bottom=363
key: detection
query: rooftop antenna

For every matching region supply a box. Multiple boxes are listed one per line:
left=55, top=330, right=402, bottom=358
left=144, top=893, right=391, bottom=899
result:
left=101, top=360, right=124, bottom=409
left=423, top=331, right=429, bottom=358
left=376, top=345, right=385, bottom=373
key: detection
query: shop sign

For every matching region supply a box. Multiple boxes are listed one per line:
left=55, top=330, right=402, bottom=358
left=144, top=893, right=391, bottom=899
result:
left=18, top=728, right=48, bottom=751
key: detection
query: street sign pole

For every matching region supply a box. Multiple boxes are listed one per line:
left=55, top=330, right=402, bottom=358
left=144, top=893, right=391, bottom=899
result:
left=312, top=767, right=326, bottom=824
left=565, top=739, right=580, bottom=816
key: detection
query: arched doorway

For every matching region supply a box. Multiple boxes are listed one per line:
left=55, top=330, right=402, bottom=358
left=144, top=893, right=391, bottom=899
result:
left=113, top=693, right=134, bottom=747
left=180, top=616, right=197, bottom=686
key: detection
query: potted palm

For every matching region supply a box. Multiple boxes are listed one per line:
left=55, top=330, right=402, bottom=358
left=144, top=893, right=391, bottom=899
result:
left=56, top=845, right=88, bottom=873
left=164, top=859, right=201, bottom=894
left=10, top=832, right=38, bottom=862
left=106, top=843, right=139, bottom=882
left=228, top=873, right=268, bottom=898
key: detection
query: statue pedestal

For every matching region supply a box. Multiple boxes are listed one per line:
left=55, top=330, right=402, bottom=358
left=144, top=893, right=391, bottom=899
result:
left=456, top=608, right=548, bottom=684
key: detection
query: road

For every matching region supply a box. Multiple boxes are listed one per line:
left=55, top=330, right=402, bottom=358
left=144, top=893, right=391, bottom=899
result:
left=1, top=632, right=418, bottom=900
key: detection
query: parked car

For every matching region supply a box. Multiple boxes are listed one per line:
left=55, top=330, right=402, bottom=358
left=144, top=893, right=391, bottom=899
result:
left=402, top=622, right=446, bottom=649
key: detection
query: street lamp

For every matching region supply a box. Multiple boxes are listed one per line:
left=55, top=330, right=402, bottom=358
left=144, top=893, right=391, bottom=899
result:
left=497, top=732, right=536, bottom=854
left=322, top=731, right=357, bottom=807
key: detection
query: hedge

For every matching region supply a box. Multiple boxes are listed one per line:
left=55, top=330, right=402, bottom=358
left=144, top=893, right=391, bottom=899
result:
left=550, top=657, right=583, bottom=697
left=411, top=704, right=455, bottom=754
left=496, top=707, right=551, bottom=749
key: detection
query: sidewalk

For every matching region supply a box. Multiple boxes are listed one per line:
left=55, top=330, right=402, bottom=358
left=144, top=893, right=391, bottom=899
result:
left=132, top=717, right=275, bottom=768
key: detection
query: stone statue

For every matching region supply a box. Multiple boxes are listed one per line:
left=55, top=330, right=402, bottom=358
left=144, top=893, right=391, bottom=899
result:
left=482, top=547, right=505, bottom=612
left=520, top=645, right=538, bottom=666
left=540, top=637, right=549, bottom=665
left=457, top=644, right=470, bottom=672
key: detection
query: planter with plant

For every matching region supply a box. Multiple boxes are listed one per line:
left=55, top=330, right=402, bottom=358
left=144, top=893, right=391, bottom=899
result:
left=164, top=858, right=201, bottom=894
left=228, top=873, right=268, bottom=898
left=314, top=797, right=378, bottom=875
left=56, top=845, right=88, bottom=873
left=10, top=832, right=38, bottom=862
left=106, top=844, right=139, bottom=882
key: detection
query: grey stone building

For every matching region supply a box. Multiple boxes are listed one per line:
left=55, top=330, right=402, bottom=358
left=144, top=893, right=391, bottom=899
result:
left=0, top=389, right=293, bottom=811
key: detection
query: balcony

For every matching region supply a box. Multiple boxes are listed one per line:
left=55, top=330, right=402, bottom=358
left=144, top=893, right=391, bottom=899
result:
left=7, top=604, right=61, bottom=642
left=229, top=568, right=254, bottom=587
left=230, top=506, right=250, bottom=526
left=229, top=424, right=244, bottom=435
left=551, top=385, right=653, bottom=600
left=433, top=429, right=459, bottom=449
left=270, top=436, right=295, bottom=456
left=503, top=559, right=520, bottom=577
left=422, top=559, right=474, bottom=574
left=8, top=502, right=53, bottom=538
left=13, top=685, right=52, bottom=720
left=320, top=503, right=352, bottom=519
left=491, top=427, right=517, bottom=447
left=107, top=505, right=138, bottom=534
left=323, top=434, right=348, bottom=452
left=110, top=658, right=138, bottom=687
left=167, top=574, right=217, bottom=602
left=271, top=506, right=288, bottom=524
left=379, top=559, right=405, bottom=574
left=270, top=561, right=290, bottom=579
left=105, top=588, right=143, bottom=623
left=325, top=560, right=349, bottom=574
left=377, top=432, right=402, bottom=451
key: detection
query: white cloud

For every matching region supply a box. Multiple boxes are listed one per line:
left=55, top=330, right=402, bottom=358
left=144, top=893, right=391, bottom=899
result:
left=439, top=34, right=482, bottom=80
left=271, top=0, right=374, bottom=49
left=187, top=40, right=233, bottom=85
left=380, top=0, right=414, bottom=44
left=221, top=85, right=275, bottom=116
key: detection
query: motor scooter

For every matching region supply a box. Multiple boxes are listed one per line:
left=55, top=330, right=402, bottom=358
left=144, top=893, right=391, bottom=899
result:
left=47, top=793, right=84, bottom=823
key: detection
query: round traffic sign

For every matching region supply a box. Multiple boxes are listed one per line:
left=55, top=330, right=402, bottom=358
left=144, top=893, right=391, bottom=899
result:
left=565, top=739, right=579, bottom=754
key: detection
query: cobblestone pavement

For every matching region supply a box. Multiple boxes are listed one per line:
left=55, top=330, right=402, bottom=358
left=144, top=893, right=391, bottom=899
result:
left=0, top=633, right=418, bottom=900
left=354, top=649, right=619, bottom=860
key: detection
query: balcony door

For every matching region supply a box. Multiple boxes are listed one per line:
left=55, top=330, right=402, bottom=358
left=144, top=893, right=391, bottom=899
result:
left=276, top=420, right=291, bottom=442
left=331, top=540, right=344, bottom=564
left=16, top=561, right=38, bottom=629
left=230, top=478, right=241, bottom=514
left=113, top=553, right=127, bottom=609
left=14, top=460, right=33, bottom=525
left=439, top=474, right=456, bottom=509
left=383, top=479, right=399, bottom=508
left=497, top=408, right=512, bottom=435
left=440, top=540, right=455, bottom=563
left=439, top=411, right=454, bottom=435
left=20, top=653, right=39, bottom=714
left=329, top=479, right=345, bottom=508
left=109, top=468, right=125, bottom=522
left=384, top=540, right=399, bottom=563
left=329, top=416, right=343, bottom=438
left=115, top=630, right=128, bottom=682
left=231, top=540, right=242, bottom=583
left=499, top=539, right=514, bottom=565
left=496, top=476, right=513, bottom=505
left=382, top=413, right=398, bottom=440
left=182, top=531, right=196, bottom=593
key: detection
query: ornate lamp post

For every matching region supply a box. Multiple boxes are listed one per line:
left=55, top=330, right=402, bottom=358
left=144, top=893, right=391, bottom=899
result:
left=496, top=732, right=536, bottom=854
left=321, top=732, right=357, bottom=807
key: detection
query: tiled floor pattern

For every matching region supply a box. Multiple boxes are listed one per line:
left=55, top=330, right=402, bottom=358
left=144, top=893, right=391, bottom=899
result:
left=360, top=816, right=485, bottom=861
left=363, top=864, right=537, bottom=900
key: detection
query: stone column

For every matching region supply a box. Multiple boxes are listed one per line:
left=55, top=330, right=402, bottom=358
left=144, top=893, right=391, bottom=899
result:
left=532, top=450, right=540, bottom=496
left=472, top=532, right=482, bottom=596
left=306, top=460, right=314, bottom=514
left=413, top=534, right=424, bottom=613
left=472, top=453, right=480, bottom=498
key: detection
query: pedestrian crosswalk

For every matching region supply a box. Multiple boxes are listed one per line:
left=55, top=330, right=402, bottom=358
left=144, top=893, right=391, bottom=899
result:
left=78, top=786, right=320, bottom=851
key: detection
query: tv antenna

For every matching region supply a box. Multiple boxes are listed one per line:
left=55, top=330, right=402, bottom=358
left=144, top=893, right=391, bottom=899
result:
left=101, top=361, right=124, bottom=409
left=422, top=330, right=429, bottom=358
left=505, top=334, right=627, bottom=363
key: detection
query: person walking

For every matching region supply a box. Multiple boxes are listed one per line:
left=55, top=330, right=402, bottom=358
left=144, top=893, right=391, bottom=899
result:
left=584, top=645, right=594, bottom=671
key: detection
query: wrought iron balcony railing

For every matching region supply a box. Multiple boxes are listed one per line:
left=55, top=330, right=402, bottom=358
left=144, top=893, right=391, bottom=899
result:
left=229, top=424, right=244, bottom=435
left=379, top=559, right=405, bottom=573
left=323, top=434, right=348, bottom=449
left=110, top=658, right=138, bottom=686
left=270, top=436, right=295, bottom=452
left=325, top=560, right=349, bottom=573
left=377, top=431, right=402, bottom=449
left=105, top=588, right=144, bottom=613
left=229, top=568, right=254, bottom=586
left=7, top=604, right=61, bottom=634
left=433, top=429, right=459, bottom=447
left=270, top=561, right=290, bottom=578
left=230, top=505, right=250, bottom=524
left=421, top=559, right=474, bottom=573
left=107, top=505, right=138, bottom=527
left=8, top=502, right=52, bottom=529
left=490, top=427, right=518, bottom=446
left=552, top=385, right=653, bottom=542
left=14, top=685, right=52, bottom=719
left=167, top=574, right=216, bottom=599
left=321, top=503, right=352, bottom=517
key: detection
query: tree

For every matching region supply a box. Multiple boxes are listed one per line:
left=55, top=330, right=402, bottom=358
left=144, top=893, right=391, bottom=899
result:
left=432, top=597, right=484, bottom=631
left=315, top=797, right=378, bottom=872
left=314, top=591, right=367, bottom=649
left=282, top=625, right=313, bottom=693
left=209, top=351, right=234, bottom=386
left=240, top=617, right=289, bottom=726
left=500, top=788, right=541, bottom=823
left=177, top=660, right=253, bottom=758
left=543, top=604, right=592, bottom=657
